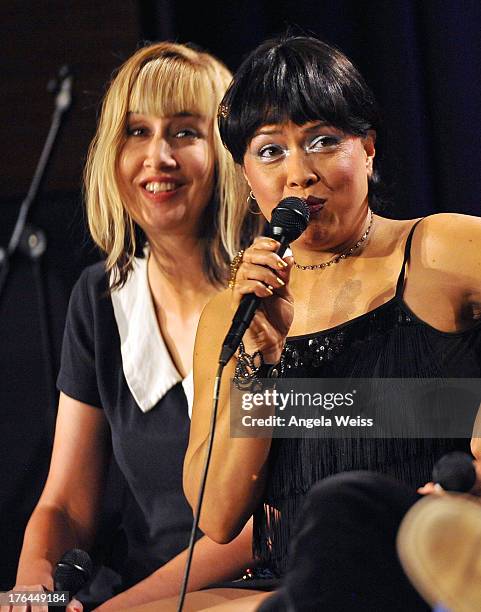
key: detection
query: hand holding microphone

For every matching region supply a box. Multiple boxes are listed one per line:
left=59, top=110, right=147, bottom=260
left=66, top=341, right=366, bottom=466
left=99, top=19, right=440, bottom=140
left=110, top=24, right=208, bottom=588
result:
left=418, top=451, right=481, bottom=496
left=54, top=549, right=92, bottom=612
left=0, top=550, right=91, bottom=612
left=221, top=196, right=309, bottom=366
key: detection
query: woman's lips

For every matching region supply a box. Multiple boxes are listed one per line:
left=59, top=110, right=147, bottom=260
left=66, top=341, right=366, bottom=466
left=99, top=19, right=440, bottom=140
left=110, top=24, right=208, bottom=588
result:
left=141, top=183, right=184, bottom=203
left=306, top=195, right=326, bottom=215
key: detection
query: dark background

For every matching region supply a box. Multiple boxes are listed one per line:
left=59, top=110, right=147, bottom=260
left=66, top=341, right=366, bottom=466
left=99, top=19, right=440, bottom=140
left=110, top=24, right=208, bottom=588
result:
left=1, top=0, right=480, bottom=587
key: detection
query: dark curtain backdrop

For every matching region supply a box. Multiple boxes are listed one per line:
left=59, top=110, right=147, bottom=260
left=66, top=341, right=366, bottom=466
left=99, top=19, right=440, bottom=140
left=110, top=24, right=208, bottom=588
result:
left=156, top=0, right=481, bottom=219
left=1, top=0, right=479, bottom=588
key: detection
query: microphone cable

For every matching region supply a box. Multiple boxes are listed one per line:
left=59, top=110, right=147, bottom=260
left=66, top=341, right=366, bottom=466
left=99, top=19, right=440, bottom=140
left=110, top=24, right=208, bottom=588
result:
left=176, top=363, right=224, bottom=612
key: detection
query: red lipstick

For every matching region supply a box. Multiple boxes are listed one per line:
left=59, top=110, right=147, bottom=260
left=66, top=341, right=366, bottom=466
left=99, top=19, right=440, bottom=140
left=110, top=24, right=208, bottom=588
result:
left=306, top=195, right=326, bottom=215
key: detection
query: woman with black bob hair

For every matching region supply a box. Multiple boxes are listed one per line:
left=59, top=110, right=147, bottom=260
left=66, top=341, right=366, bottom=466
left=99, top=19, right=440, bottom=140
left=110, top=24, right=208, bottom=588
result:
left=184, top=35, right=481, bottom=611
left=219, top=35, right=385, bottom=211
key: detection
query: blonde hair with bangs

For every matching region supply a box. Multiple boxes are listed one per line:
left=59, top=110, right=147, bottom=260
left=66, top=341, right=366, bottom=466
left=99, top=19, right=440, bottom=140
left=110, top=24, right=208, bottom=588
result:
left=84, top=42, right=258, bottom=288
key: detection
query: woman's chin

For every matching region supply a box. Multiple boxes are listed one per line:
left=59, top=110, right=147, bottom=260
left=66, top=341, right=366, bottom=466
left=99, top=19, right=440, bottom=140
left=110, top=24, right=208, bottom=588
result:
left=294, top=225, right=330, bottom=250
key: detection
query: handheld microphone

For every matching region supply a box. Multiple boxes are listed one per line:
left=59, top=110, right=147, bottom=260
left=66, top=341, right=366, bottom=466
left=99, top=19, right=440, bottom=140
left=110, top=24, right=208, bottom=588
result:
left=432, top=451, right=476, bottom=493
left=219, top=196, right=309, bottom=365
left=53, top=549, right=92, bottom=610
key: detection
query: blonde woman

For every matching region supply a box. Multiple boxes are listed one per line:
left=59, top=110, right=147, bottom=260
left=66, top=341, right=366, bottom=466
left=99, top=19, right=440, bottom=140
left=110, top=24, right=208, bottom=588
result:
left=6, top=42, right=261, bottom=612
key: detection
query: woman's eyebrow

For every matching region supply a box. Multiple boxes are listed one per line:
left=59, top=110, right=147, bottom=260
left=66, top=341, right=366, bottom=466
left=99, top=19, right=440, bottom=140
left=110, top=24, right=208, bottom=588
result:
left=252, top=127, right=283, bottom=137
left=126, top=111, right=202, bottom=118
left=252, top=122, right=331, bottom=138
left=303, top=121, right=329, bottom=132
left=173, top=112, right=201, bottom=118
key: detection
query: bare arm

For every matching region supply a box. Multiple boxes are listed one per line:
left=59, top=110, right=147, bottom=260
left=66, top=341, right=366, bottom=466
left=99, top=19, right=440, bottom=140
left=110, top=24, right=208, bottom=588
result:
left=471, top=402, right=481, bottom=460
left=184, top=237, right=294, bottom=542
left=406, top=213, right=481, bottom=482
left=15, top=392, right=110, bottom=588
left=93, top=519, right=254, bottom=611
left=422, top=215, right=481, bottom=454
left=410, top=213, right=481, bottom=325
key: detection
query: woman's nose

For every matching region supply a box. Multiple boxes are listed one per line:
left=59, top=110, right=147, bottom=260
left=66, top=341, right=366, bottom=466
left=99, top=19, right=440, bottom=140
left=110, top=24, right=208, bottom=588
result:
left=143, top=137, right=178, bottom=169
left=286, top=151, right=319, bottom=189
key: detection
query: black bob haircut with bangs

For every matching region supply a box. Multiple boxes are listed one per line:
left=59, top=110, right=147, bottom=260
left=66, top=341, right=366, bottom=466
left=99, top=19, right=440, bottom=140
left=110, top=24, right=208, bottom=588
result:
left=218, top=36, right=387, bottom=211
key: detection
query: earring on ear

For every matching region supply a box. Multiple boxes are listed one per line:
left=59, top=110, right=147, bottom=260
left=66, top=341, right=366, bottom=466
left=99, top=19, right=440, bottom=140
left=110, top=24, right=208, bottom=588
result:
left=247, top=190, right=262, bottom=215
left=366, top=158, right=373, bottom=177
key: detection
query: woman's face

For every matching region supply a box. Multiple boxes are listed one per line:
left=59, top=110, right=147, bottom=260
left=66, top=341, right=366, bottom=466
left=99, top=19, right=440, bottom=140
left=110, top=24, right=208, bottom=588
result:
left=242, top=121, right=375, bottom=251
left=118, top=112, right=215, bottom=240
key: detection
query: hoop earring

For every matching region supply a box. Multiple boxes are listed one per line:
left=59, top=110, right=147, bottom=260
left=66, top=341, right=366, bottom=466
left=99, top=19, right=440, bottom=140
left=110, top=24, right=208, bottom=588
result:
left=247, top=190, right=262, bottom=215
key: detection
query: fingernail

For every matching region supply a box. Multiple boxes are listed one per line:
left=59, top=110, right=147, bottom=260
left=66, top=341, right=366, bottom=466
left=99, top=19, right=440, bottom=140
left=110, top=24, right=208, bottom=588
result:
left=266, top=285, right=274, bottom=294
left=276, top=277, right=285, bottom=286
left=277, top=260, right=288, bottom=268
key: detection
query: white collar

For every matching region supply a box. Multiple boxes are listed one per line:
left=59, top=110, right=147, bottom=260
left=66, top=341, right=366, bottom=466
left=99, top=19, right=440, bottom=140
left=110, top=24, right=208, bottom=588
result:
left=110, top=255, right=193, bottom=416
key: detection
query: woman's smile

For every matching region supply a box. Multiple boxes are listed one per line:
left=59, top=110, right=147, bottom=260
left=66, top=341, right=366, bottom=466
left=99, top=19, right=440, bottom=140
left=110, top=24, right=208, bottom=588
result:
left=140, top=175, right=185, bottom=204
left=118, top=112, right=214, bottom=236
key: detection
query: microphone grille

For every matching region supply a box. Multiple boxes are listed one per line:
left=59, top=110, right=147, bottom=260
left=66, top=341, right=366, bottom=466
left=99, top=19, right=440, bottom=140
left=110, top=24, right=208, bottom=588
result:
left=270, top=197, right=310, bottom=242
left=432, top=451, right=476, bottom=492
left=54, top=548, right=93, bottom=593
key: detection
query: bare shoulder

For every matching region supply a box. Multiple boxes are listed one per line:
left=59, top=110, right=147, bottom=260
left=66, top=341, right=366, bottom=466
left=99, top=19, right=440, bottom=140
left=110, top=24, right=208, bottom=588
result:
left=412, top=212, right=481, bottom=263
left=379, top=212, right=481, bottom=245
left=420, top=212, right=481, bottom=240
left=410, top=213, right=481, bottom=300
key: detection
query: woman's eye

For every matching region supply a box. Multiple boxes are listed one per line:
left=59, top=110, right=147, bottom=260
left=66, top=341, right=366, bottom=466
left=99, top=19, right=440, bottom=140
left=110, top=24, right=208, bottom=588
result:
left=126, top=126, right=146, bottom=137
left=307, top=135, right=340, bottom=151
left=257, top=144, right=285, bottom=161
left=173, top=128, right=199, bottom=139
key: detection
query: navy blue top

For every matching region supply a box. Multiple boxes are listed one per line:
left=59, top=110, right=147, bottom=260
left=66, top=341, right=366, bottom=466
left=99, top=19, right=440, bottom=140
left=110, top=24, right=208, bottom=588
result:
left=57, top=262, right=196, bottom=589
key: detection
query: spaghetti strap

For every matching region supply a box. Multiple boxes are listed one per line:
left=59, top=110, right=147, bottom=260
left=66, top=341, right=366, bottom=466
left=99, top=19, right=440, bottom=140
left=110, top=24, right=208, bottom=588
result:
left=395, top=218, right=425, bottom=298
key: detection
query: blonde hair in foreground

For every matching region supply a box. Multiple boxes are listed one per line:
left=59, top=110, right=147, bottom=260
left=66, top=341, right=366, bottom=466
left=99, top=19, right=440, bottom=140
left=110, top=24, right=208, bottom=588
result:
left=84, top=41, right=256, bottom=288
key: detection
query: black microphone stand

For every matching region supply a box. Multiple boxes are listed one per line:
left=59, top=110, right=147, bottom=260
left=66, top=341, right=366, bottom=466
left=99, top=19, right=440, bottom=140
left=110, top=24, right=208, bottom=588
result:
left=0, top=65, right=73, bottom=416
